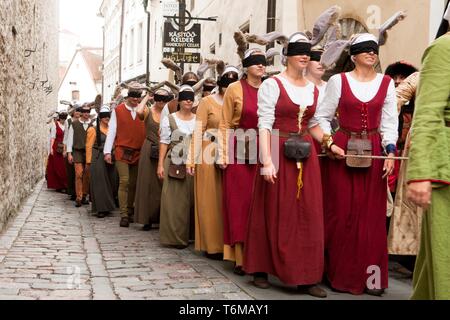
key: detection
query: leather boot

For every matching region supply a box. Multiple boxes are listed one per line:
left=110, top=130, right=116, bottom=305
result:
left=142, top=224, right=152, bottom=231
left=233, top=265, right=246, bottom=276
left=120, top=217, right=129, bottom=228
left=365, top=288, right=385, bottom=297
left=97, top=212, right=106, bottom=218
left=253, top=273, right=270, bottom=289
left=298, top=285, right=328, bottom=298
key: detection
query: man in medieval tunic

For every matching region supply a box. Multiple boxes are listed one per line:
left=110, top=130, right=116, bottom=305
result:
left=67, top=104, right=94, bottom=207
left=104, top=83, right=146, bottom=228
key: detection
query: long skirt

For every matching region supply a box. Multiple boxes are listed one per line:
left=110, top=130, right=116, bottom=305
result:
left=47, top=152, right=67, bottom=190
left=160, top=156, right=194, bottom=247
left=194, top=141, right=223, bottom=254
left=222, top=162, right=257, bottom=246
left=244, top=135, right=324, bottom=285
left=65, top=158, right=75, bottom=197
left=411, top=185, right=450, bottom=300
left=388, top=138, right=423, bottom=256
left=90, top=149, right=118, bottom=213
left=135, top=140, right=163, bottom=225
left=323, top=132, right=388, bottom=295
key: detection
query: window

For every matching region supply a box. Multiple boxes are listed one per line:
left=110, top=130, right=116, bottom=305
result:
left=209, top=43, right=215, bottom=54
left=137, top=23, right=143, bottom=63
left=129, top=28, right=134, bottom=66
left=72, top=90, right=80, bottom=101
left=219, top=33, right=222, bottom=46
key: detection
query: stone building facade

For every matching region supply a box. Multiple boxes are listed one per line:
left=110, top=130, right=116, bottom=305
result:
left=0, top=0, right=59, bottom=231
left=188, top=0, right=446, bottom=73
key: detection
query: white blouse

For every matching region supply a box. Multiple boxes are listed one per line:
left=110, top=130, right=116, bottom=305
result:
left=160, top=113, right=196, bottom=145
left=312, top=73, right=398, bottom=147
left=317, top=82, right=327, bottom=106
left=258, top=75, right=316, bottom=132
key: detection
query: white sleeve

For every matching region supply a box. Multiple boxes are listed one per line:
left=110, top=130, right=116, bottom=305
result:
left=380, top=79, right=399, bottom=147
left=66, top=126, right=74, bottom=153
left=50, top=123, right=57, bottom=139
left=104, top=110, right=117, bottom=155
left=257, top=78, right=280, bottom=132
left=63, top=122, right=69, bottom=145
left=311, top=75, right=342, bottom=134
left=159, top=115, right=172, bottom=145
left=160, top=104, right=170, bottom=124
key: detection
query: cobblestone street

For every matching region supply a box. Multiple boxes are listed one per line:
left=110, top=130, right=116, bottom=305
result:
left=0, top=181, right=413, bottom=300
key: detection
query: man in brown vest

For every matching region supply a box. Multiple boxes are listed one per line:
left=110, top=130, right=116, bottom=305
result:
left=67, top=104, right=93, bottom=207
left=63, top=105, right=81, bottom=201
left=104, top=83, right=146, bottom=227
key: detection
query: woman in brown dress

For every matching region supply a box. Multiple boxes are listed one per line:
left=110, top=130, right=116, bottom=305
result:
left=158, top=85, right=197, bottom=249
left=134, top=89, right=172, bottom=230
left=187, top=66, right=240, bottom=258
left=86, top=105, right=118, bottom=218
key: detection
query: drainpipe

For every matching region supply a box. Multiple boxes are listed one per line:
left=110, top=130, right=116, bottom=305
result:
left=118, top=0, right=126, bottom=82
left=146, top=10, right=151, bottom=85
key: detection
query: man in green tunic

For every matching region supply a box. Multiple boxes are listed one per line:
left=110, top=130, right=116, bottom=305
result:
left=406, top=32, right=450, bottom=300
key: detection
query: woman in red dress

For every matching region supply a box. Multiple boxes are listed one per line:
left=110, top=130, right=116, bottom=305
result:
left=47, top=112, right=68, bottom=191
left=218, top=49, right=266, bottom=275
left=313, top=33, right=398, bottom=296
left=243, top=33, right=327, bottom=298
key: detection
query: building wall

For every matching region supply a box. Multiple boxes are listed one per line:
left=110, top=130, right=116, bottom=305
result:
left=121, top=0, right=148, bottom=82
left=101, top=0, right=122, bottom=102
left=148, top=0, right=171, bottom=83
left=189, top=0, right=269, bottom=72
left=299, top=0, right=444, bottom=69
left=0, top=0, right=59, bottom=231
left=58, top=51, right=102, bottom=106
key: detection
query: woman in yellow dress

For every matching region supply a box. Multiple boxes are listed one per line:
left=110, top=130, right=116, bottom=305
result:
left=187, top=66, right=240, bottom=259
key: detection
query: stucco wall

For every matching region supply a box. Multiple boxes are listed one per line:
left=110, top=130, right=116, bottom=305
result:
left=0, top=0, right=59, bottom=231
left=300, top=0, right=437, bottom=69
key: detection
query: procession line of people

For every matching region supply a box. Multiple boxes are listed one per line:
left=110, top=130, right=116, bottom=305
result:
left=44, top=4, right=450, bottom=300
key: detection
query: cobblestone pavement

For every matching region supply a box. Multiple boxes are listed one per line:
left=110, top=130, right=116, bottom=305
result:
left=0, top=181, right=413, bottom=300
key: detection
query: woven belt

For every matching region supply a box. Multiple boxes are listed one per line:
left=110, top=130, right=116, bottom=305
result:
left=339, top=127, right=379, bottom=137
